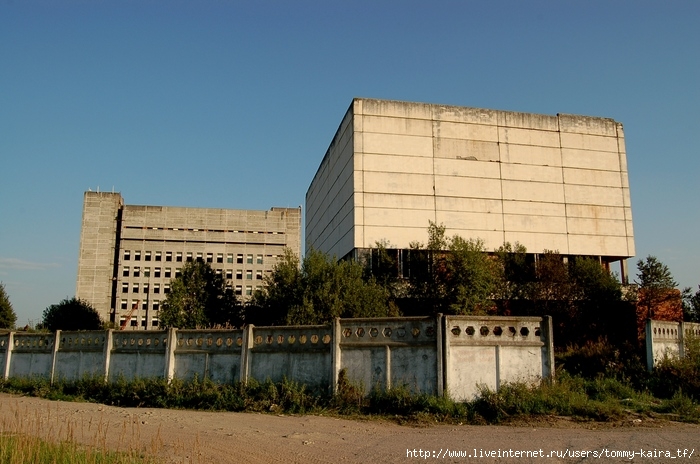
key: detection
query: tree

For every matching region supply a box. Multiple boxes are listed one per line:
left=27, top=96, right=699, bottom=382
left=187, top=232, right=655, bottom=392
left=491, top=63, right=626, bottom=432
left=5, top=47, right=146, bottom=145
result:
left=635, top=256, right=679, bottom=321
left=446, top=236, right=498, bottom=314
left=160, top=261, right=242, bottom=329
left=0, top=282, right=17, bottom=329
left=248, top=248, right=395, bottom=326
left=42, top=297, right=103, bottom=331
left=682, top=286, right=700, bottom=323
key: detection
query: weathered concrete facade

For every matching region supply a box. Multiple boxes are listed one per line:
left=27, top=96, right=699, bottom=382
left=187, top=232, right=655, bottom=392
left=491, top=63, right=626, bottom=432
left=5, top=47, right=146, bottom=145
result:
left=0, top=315, right=553, bottom=401
left=76, top=191, right=302, bottom=329
left=307, top=98, right=635, bottom=277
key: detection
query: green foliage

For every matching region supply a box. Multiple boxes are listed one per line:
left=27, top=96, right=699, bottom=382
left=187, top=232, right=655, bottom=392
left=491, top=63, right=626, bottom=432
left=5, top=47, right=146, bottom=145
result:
left=41, top=297, right=103, bottom=331
left=249, top=248, right=396, bottom=326
left=649, top=335, right=700, bottom=401
left=160, top=260, right=242, bottom=329
left=446, top=237, right=498, bottom=314
left=682, top=286, right=700, bottom=322
left=636, top=255, right=678, bottom=320
left=0, top=282, right=17, bottom=329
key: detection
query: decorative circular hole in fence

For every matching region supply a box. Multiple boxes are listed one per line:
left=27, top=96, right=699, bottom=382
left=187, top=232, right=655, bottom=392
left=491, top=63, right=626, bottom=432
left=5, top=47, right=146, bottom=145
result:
left=397, top=328, right=406, bottom=338
left=154, top=338, right=160, bottom=346
left=535, top=328, right=541, bottom=337
left=520, top=327, right=530, bottom=337
left=451, top=326, right=461, bottom=336
left=138, top=339, right=143, bottom=346
left=277, top=335, right=284, bottom=344
left=255, top=336, right=263, bottom=345
left=508, top=326, right=516, bottom=336
left=465, top=326, right=475, bottom=336
left=322, top=334, right=331, bottom=344
left=225, top=337, right=233, bottom=347
left=186, top=338, right=193, bottom=346
left=426, top=326, right=435, bottom=337
left=412, top=327, right=420, bottom=337
left=62, top=337, right=67, bottom=345
left=236, top=337, right=243, bottom=347
left=493, top=326, right=503, bottom=336
left=383, top=327, right=392, bottom=337
left=0, top=340, right=4, bottom=347
left=207, top=338, right=213, bottom=346
left=342, top=328, right=352, bottom=338
left=311, top=334, right=319, bottom=344
left=300, top=334, right=307, bottom=344
left=266, top=335, right=273, bottom=344
left=80, top=338, right=85, bottom=345
left=14, top=340, right=19, bottom=347
left=146, top=338, right=151, bottom=346
left=130, top=338, right=136, bottom=346
left=288, top=335, right=296, bottom=344
left=479, top=326, right=489, bottom=336
left=356, top=328, right=365, bottom=337
left=178, top=339, right=184, bottom=347
left=369, top=328, right=378, bottom=337
left=196, top=338, right=203, bottom=347
left=87, top=338, right=92, bottom=345
left=122, top=339, right=127, bottom=346
left=216, top=337, right=223, bottom=346
left=163, top=338, right=167, bottom=346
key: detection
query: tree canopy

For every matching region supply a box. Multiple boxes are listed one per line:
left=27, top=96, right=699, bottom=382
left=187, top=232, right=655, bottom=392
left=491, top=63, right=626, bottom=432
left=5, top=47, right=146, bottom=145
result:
left=42, top=297, right=103, bottom=331
left=0, top=282, right=17, bottom=329
left=635, top=255, right=679, bottom=320
left=160, top=260, right=242, bottom=329
left=247, top=248, right=396, bottom=326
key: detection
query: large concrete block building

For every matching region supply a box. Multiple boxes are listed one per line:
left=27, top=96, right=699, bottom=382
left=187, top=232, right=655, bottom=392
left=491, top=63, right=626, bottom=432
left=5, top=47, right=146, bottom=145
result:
left=76, top=192, right=301, bottom=329
left=306, top=98, right=634, bottom=280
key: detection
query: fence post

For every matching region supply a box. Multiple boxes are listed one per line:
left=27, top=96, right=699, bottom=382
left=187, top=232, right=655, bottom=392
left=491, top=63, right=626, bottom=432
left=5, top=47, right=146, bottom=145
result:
left=49, top=330, right=61, bottom=385
left=240, top=324, right=253, bottom=385
left=436, top=313, right=444, bottom=397
left=331, top=318, right=341, bottom=394
left=2, top=332, right=13, bottom=380
left=103, top=329, right=113, bottom=383
left=645, top=319, right=654, bottom=371
left=542, top=316, right=555, bottom=380
left=164, top=327, right=177, bottom=383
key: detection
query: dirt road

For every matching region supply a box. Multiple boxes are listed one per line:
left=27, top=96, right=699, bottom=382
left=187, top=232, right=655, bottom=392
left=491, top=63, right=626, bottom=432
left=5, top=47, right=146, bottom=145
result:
left=1, top=393, right=698, bottom=463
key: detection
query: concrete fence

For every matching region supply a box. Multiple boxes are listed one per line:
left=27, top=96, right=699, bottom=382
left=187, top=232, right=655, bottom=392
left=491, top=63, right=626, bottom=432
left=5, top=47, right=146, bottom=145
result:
left=1, top=315, right=553, bottom=401
left=646, top=319, right=700, bottom=370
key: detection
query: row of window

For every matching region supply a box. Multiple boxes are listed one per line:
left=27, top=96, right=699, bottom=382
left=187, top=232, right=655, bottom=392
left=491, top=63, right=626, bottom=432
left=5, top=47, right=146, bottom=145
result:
left=120, top=283, right=260, bottom=302
left=125, top=225, right=285, bottom=235
left=123, top=250, right=270, bottom=265
left=122, top=267, right=267, bottom=280
left=118, top=317, right=159, bottom=328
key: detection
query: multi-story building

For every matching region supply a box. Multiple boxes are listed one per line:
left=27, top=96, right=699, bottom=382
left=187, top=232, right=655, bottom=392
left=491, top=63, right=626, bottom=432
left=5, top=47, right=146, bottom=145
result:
left=76, top=192, right=301, bottom=329
left=306, top=98, right=634, bottom=281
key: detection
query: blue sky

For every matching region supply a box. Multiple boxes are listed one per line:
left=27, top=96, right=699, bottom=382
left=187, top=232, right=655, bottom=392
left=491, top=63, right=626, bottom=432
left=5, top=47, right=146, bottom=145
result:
left=1, top=1, right=698, bottom=325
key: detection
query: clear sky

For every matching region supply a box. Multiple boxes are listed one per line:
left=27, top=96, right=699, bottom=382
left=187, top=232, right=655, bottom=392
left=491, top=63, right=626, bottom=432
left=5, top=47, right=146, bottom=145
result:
left=1, top=0, right=698, bottom=326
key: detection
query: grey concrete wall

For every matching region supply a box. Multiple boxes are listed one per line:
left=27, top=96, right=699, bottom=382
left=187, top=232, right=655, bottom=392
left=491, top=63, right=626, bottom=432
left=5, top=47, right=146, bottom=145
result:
left=335, top=317, right=441, bottom=395
left=443, top=315, right=554, bottom=401
left=247, top=325, right=333, bottom=391
left=646, top=320, right=700, bottom=370
left=2, top=316, right=553, bottom=401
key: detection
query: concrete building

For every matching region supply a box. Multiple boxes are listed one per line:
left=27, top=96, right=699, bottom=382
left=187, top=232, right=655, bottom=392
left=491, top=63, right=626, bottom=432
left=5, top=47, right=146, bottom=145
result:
left=306, top=98, right=634, bottom=280
left=76, top=192, right=301, bottom=329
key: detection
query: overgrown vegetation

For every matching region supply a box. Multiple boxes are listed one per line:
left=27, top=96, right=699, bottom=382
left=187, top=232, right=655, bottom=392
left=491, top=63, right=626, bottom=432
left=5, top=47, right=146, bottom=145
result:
left=2, top=342, right=699, bottom=425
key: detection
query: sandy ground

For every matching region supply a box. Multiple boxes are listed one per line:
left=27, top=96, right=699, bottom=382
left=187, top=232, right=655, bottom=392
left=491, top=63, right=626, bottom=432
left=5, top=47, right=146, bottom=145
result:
left=1, top=393, right=698, bottom=463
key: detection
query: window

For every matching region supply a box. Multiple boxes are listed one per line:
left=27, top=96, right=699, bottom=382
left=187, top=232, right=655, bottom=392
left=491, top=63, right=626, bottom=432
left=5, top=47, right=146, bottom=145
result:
left=245, top=285, right=253, bottom=296
left=235, top=285, right=242, bottom=296
left=215, top=269, right=222, bottom=275
left=123, top=267, right=129, bottom=277
left=145, top=251, right=151, bottom=261
left=152, top=300, right=159, bottom=311
left=131, top=299, right=138, bottom=309
left=132, top=284, right=139, bottom=293
left=256, top=270, right=263, bottom=280
left=164, top=268, right=171, bottom=278
left=155, top=251, right=162, bottom=261
left=133, top=267, right=140, bottom=278
left=122, top=283, right=128, bottom=293
left=119, top=316, right=126, bottom=326
left=236, top=254, right=243, bottom=264
left=166, top=251, right=172, bottom=261
left=154, top=267, right=161, bottom=278
left=164, top=284, right=170, bottom=294
left=196, top=252, right=203, bottom=262
left=154, top=283, right=160, bottom=294
left=124, top=250, right=131, bottom=261
left=144, top=267, right=150, bottom=278
left=246, top=254, right=253, bottom=264
left=151, top=319, right=159, bottom=327
left=142, top=301, right=147, bottom=310
left=246, top=270, right=253, bottom=280
left=176, top=252, right=182, bottom=262
left=226, top=270, right=233, bottom=280
left=217, top=253, right=223, bottom=263
left=131, top=319, right=138, bottom=327
left=206, top=252, right=213, bottom=263
left=175, top=267, right=181, bottom=278
left=256, top=255, right=263, bottom=265
left=121, top=299, right=127, bottom=310
left=143, top=283, right=149, bottom=293
left=226, top=284, right=232, bottom=291
left=141, top=319, right=147, bottom=327
left=134, top=251, right=141, bottom=261
left=186, top=252, right=193, bottom=262
left=236, top=270, right=243, bottom=280
left=227, top=253, right=233, bottom=264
